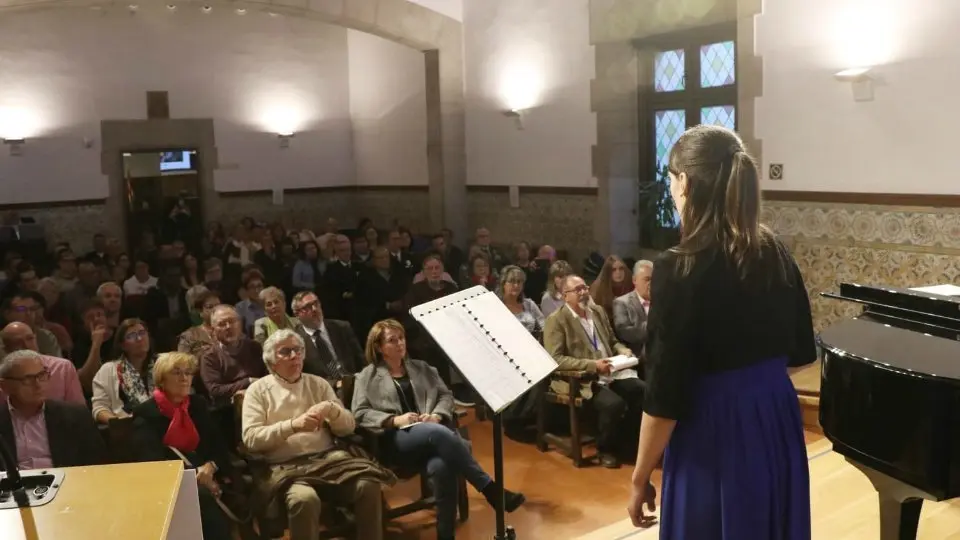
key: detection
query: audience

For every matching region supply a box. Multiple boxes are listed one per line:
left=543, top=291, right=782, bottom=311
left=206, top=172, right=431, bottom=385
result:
left=178, top=290, right=220, bottom=358
left=543, top=274, right=645, bottom=469
left=200, top=305, right=266, bottom=403
left=291, top=291, right=363, bottom=388
left=253, top=286, right=298, bottom=345
left=3, top=291, right=63, bottom=357
left=353, top=320, right=526, bottom=540
left=613, top=260, right=653, bottom=368
left=0, top=324, right=84, bottom=405
left=589, top=255, right=632, bottom=322
left=236, top=272, right=266, bottom=338
left=0, top=350, right=106, bottom=470
left=541, top=260, right=574, bottom=317
left=133, top=352, right=234, bottom=540
left=92, top=318, right=156, bottom=424
left=241, top=329, right=393, bottom=540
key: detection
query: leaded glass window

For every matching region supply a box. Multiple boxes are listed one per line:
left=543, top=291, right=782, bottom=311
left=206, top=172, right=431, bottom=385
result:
left=700, top=41, right=735, bottom=88
left=701, top=105, right=736, bottom=130
left=654, top=49, right=685, bottom=92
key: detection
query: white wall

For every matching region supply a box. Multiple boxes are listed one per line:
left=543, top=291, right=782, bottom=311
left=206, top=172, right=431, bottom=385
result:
left=756, top=0, right=960, bottom=193
left=407, top=0, right=463, bottom=21
left=0, top=6, right=353, bottom=203
left=463, top=0, right=596, bottom=187
left=347, top=30, right=429, bottom=186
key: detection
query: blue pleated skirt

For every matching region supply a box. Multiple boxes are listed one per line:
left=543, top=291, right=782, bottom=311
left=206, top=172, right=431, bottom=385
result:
left=659, top=357, right=811, bottom=540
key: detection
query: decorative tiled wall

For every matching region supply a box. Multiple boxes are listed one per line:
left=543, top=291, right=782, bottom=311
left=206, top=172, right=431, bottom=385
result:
left=763, top=201, right=960, bottom=332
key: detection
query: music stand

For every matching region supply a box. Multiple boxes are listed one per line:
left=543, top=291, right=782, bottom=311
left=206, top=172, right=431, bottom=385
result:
left=411, top=286, right=558, bottom=539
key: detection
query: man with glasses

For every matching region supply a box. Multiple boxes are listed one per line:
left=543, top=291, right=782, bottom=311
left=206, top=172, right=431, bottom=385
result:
left=0, top=349, right=106, bottom=471
left=241, top=329, right=391, bottom=540
left=291, top=292, right=363, bottom=390
left=543, top=274, right=646, bottom=469
left=200, top=305, right=267, bottom=404
left=2, top=292, right=62, bottom=358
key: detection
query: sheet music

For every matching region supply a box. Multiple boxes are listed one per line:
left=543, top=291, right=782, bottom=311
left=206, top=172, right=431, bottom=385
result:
left=411, top=286, right=558, bottom=413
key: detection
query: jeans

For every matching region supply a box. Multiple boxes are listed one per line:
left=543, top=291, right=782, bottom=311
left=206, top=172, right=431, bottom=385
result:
left=388, top=422, right=492, bottom=538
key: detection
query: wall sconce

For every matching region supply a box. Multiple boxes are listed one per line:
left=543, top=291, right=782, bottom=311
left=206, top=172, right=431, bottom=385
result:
left=277, top=133, right=294, bottom=149
left=3, top=138, right=25, bottom=157
left=834, top=67, right=874, bottom=102
left=503, top=109, right=526, bottom=130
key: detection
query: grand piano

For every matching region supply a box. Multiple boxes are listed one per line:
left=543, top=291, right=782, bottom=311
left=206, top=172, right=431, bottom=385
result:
left=819, top=282, right=960, bottom=539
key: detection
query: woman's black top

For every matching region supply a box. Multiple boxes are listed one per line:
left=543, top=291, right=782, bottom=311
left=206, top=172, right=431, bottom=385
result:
left=392, top=375, right=420, bottom=415
left=131, top=394, right=233, bottom=478
left=643, top=242, right=817, bottom=420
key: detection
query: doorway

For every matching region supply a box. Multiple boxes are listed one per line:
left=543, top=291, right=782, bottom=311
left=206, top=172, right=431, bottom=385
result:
left=122, top=149, right=204, bottom=255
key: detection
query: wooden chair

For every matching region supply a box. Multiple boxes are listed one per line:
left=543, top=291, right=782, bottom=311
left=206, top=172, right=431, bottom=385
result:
left=536, top=370, right=599, bottom=467
left=341, top=375, right=471, bottom=524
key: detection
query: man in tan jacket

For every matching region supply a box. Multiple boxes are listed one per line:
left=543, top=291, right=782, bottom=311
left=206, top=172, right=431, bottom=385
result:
left=543, top=274, right=646, bottom=468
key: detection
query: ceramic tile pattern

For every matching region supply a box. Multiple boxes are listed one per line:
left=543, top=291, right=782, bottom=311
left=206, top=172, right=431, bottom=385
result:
left=763, top=201, right=960, bottom=332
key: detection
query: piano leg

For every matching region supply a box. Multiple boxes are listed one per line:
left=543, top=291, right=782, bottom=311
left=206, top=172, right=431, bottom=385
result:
left=878, top=496, right=922, bottom=540
left=846, top=458, right=930, bottom=540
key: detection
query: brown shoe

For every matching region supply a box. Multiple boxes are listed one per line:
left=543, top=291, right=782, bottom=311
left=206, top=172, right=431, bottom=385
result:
left=599, top=453, right=620, bottom=469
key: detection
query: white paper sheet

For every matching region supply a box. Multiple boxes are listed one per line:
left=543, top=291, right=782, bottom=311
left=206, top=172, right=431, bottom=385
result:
left=410, top=286, right=558, bottom=413
left=609, top=355, right=639, bottom=372
left=909, top=284, right=960, bottom=297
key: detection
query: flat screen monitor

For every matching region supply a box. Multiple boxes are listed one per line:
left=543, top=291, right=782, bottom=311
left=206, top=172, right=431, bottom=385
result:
left=159, top=150, right=194, bottom=172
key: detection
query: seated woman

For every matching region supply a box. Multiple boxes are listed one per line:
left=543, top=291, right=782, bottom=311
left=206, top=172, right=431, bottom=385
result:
left=178, top=290, right=221, bottom=358
left=352, top=319, right=526, bottom=540
left=252, top=286, right=298, bottom=345
left=132, top=352, right=234, bottom=540
left=92, top=318, right=156, bottom=424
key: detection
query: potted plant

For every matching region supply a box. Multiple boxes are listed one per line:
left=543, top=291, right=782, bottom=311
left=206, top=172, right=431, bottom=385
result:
left=638, top=165, right=679, bottom=250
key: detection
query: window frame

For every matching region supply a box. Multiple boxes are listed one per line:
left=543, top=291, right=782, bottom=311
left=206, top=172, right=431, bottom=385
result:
left=637, top=23, right=739, bottom=184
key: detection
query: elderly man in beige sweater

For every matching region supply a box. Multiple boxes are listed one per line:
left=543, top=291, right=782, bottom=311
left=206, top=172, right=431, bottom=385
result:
left=241, top=329, right=390, bottom=540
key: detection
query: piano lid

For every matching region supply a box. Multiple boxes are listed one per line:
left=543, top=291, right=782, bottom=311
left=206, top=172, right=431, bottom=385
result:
left=821, top=282, right=960, bottom=336
left=819, top=317, right=960, bottom=383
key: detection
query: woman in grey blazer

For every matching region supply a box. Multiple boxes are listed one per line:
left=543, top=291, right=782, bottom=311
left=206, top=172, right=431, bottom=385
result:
left=352, top=319, right=525, bottom=540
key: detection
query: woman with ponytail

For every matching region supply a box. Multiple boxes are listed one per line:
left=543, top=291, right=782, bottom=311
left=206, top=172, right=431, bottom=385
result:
left=627, top=125, right=816, bottom=539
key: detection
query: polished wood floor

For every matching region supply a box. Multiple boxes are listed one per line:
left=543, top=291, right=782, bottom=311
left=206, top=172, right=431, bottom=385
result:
left=378, top=416, right=824, bottom=540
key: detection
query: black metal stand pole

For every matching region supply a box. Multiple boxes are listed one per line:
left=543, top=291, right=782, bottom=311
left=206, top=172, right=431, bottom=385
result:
left=492, top=412, right=516, bottom=540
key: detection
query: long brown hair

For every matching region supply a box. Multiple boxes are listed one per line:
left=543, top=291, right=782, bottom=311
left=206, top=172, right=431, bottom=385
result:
left=589, top=255, right=629, bottom=318
left=668, top=125, right=788, bottom=284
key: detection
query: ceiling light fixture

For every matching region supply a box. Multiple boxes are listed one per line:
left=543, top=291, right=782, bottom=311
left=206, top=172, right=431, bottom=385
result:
left=166, top=4, right=176, bottom=11
left=235, top=8, right=246, bottom=14
left=201, top=5, right=211, bottom=12
left=128, top=3, right=138, bottom=11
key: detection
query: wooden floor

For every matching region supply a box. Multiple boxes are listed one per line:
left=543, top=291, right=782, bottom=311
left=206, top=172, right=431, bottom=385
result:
left=380, top=418, right=821, bottom=540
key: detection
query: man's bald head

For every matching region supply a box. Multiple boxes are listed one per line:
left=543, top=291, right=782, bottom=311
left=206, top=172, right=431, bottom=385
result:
left=1, top=322, right=38, bottom=353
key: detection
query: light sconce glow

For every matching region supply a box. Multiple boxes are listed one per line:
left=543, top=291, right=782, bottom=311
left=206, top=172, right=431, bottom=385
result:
left=502, top=109, right=526, bottom=130
left=0, top=107, right=39, bottom=141
left=261, top=105, right=301, bottom=139
left=498, top=64, right=544, bottom=112
left=830, top=1, right=899, bottom=68
left=834, top=67, right=875, bottom=102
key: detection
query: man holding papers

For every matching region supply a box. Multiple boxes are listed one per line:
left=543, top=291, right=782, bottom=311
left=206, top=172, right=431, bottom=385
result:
left=544, top=274, right=645, bottom=468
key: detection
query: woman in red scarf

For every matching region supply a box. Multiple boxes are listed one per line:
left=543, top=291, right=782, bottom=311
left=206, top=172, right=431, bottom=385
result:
left=132, top=352, right=233, bottom=540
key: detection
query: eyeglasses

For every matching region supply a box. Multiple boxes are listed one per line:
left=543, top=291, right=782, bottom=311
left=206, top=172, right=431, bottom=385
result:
left=564, top=285, right=589, bottom=294
left=277, top=346, right=305, bottom=358
left=170, top=369, right=194, bottom=378
left=13, top=305, right=42, bottom=313
left=124, top=329, right=148, bottom=341
left=5, top=370, right=50, bottom=385
left=295, top=300, right=320, bottom=314
left=202, top=303, right=219, bottom=311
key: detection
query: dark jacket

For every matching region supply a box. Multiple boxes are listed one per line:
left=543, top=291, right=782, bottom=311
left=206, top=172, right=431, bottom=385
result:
left=0, top=400, right=107, bottom=470
left=297, top=319, right=365, bottom=385
left=132, top=394, right=233, bottom=477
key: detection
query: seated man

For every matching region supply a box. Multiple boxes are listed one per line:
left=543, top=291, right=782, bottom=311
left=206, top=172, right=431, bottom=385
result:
left=3, top=292, right=62, bottom=358
left=0, top=323, right=84, bottom=405
left=543, top=274, right=645, bottom=469
left=241, top=329, right=394, bottom=540
left=200, top=305, right=267, bottom=403
left=291, top=292, right=363, bottom=389
left=0, top=350, right=106, bottom=470
left=613, top=260, right=653, bottom=371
